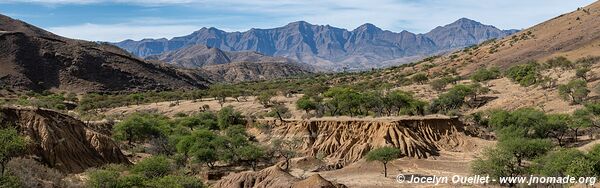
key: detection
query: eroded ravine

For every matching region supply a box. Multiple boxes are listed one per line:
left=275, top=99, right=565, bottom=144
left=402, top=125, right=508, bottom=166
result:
left=252, top=116, right=470, bottom=166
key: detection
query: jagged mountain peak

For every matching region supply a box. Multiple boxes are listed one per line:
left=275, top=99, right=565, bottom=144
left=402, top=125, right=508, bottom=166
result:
left=114, top=19, right=516, bottom=70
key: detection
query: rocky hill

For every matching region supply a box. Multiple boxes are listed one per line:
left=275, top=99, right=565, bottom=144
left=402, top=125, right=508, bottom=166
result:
left=0, top=107, right=130, bottom=173
left=115, top=19, right=516, bottom=71
left=424, top=2, right=600, bottom=75
left=145, top=44, right=313, bottom=82
left=0, top=14, right=210, bottom=93
left=146, top=44, right=298, bottom=68
left=201, top=61, right=312, bottom=83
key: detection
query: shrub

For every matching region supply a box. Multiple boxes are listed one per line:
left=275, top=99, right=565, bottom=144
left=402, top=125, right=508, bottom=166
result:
left=544, top=56, right=574, bottom=69
left=117, top=174, right=147, bottom=188
left=534, top=149, right=591, bottom=177
left=87, top=169, right=119, bottom=188
left=470, top=67, right=501, bottom=82
left=429, top=79, right=448, bottom=91
left=132, top=156, right=172, bottom=178
left=0, top=174, right=21, bottom=188
left=576, top=67, right=591, bottom=81
left=505, top=61, right=540, bottom=86
left=7, top=158, right=65, bottom=188
left=411, top=73, right=429, bottom=84
left=0, top=128, right=27, bottom=177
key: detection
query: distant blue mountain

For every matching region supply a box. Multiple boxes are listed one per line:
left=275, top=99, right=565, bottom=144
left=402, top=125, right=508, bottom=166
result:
left=115, top=18, right=517, bottom=70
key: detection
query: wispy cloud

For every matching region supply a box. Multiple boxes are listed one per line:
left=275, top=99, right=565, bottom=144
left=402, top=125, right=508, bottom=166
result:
left=4, top=0, right=597, bottom=41
left=48, top=23, right=200, bottom=42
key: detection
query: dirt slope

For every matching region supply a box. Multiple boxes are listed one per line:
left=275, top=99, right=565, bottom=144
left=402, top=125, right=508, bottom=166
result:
left=426, top=1, right=600, bottom=75
left=212, top=166, right=346, bottom=188
left=0, top=14, right=210, bottom=93
left=0, top=107, right=130, bottom=173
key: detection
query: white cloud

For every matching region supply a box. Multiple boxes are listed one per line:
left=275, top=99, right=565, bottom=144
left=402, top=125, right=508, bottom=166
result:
left=47, top=23, right=201, bottom=42
left=19, top=0, right=597, bottom=41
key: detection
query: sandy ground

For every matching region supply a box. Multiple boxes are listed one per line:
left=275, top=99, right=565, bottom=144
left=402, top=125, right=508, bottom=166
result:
left=286, top=137, right=496, bottom=188
left=103, top=95, right=305, bottom=118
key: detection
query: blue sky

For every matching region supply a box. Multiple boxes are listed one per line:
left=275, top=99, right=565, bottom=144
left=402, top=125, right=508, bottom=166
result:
left=0, top=0, right=596, bottom=42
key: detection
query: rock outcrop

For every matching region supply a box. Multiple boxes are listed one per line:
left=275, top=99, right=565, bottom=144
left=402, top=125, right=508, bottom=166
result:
left=212, top=166, right=345, bottom=188
left=253, top=116, right=468, bottom=166
left=0, top=107, right=130, bottom=173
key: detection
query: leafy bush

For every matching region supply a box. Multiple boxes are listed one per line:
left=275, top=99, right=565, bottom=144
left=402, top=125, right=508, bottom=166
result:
left=0, top=128, right=27, bottom=177
left=411, top=73, right=429, bottom=84
left=429, top=79, right=448, bottom=91
left=533, top=149, right=594, bottom=177
left=87, top=169, right=119, bottom=188
left=7, top=158, right=65, bottom=188
left=505, top=61, right=540, bottom=86
left=544, top=56, right=574, bottom=69
left=470, top=67, right=501, bottom=82
left=131, top=156, right=172, bottom=178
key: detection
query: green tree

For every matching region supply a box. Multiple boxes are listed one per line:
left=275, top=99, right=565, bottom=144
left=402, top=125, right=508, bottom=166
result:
left=216, top=106, right=244, bottom=130
left=0, top=128, right=27, bottom=177
left=271, top=138, right=301, bottom=172
left=366, top=146, right=401, bottom=177
left=471, top=147, right=522, bottom=187
left=497, top=136, right=552, bottom=166
left=176, top=130, right=221, bottom=169
left=506, top=61, right=540, bottom=86
left=237, top=144, right=266, bottom=171
left=257, top=91, right=275, bottom=107
left=113, top=113, right=167, bottom=145
left=534, top=149, right=591, bottom=177
left=296, top=96, right=318, bottom=114
left=558, top=79, right=590, bottom=104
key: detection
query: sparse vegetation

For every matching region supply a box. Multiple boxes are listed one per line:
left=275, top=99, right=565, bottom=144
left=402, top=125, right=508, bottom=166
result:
left=0, top=127, right=27, bottom=177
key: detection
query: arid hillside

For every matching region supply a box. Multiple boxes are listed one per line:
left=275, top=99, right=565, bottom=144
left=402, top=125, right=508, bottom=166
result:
left=425, top=1, right=600, bottom=75
left=0, top=14, right=210, bottom=93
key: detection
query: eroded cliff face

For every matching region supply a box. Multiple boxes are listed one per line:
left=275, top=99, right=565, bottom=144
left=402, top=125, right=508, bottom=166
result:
left=0, top=107, right=130, bottom=173
left=253, top=116, right=468, bottom=166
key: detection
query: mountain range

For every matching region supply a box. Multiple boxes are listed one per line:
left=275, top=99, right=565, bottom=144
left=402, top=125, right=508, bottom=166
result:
left=115, top=18, right=518, bottom=71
